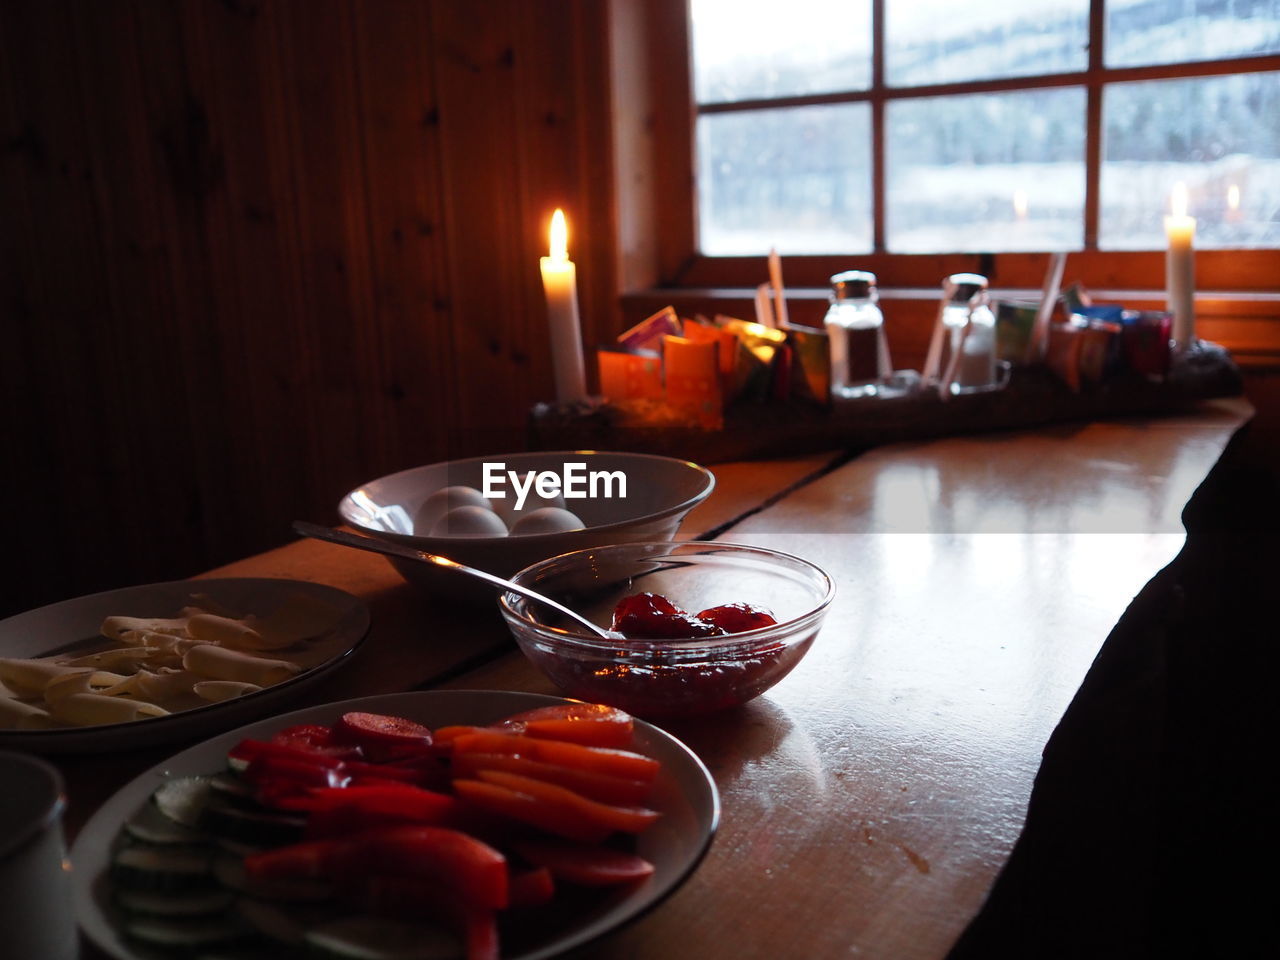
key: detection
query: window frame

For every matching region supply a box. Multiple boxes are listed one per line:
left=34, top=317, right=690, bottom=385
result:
left=637, top=0, right=1280, bottom=296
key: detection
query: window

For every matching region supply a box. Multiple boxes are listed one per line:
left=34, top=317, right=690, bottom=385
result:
left=688, top=0, right=1280, bottom=259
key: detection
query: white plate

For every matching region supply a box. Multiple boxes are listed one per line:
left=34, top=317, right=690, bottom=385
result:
left=0, top=578, right=369, bottom=753
left=72, top=689, right=720, bottom=960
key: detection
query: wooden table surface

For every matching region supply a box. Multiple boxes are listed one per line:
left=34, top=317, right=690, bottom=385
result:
left=55, top=398, right=1250, bottom=960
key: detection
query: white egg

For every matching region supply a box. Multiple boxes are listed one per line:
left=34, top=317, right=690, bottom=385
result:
left=413, top=486, right=492, bottom=534
left=489, top=472, right=568, bottom=527
left=509, top=507, right=584, bottom=536
left=429, top=505, right=509, bottom=538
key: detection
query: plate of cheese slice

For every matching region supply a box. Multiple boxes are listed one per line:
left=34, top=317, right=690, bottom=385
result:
left=0, top=578, right=369, bottom=753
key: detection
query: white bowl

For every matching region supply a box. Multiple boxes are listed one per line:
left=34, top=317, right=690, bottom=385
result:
left=338, top=451, right=715, bottom=599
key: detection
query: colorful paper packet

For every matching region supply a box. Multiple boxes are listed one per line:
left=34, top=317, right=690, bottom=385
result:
left=617, top=306, right=681, bottom=352
left=663, top=335, right=723, bottom=428
left=597, top=347, right=663, bottom=401
left=1120, top=311, right=1171, bottom=379
left=781, top=322, right=830, bottom=404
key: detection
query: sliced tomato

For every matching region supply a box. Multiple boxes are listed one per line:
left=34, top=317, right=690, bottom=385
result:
left=332, top=712, right=434, bottom=762
left=452, top=779, right=611, bottom=844
left=450, top=751, right=652, bottom=806
left=472, top=770, right=659, bottom=836
left=497, top=703, right=635, bottom=748
left=514, top=839, right=656, bottom=887
left=450, top=731, right=659, bottom=783
left=507, top=866, right=555, bottom=907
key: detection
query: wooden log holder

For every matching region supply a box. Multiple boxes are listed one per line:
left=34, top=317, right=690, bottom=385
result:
left=529, top=341, right=1244, bottom=463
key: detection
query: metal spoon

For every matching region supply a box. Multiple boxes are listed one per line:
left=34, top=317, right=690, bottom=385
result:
left=291, top=521, right=615, bottom=639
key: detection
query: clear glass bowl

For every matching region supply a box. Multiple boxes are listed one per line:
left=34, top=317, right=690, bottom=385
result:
left=500, top=541, right=834, bottom=719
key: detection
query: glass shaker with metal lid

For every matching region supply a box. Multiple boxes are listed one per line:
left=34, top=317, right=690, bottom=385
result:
left=824, top=270, right=893, bottom=399
left=923, top=272, right=998, bottom=394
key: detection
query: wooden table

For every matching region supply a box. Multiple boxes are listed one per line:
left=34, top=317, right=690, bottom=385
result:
left=57, top=398, right=1250, bottom=960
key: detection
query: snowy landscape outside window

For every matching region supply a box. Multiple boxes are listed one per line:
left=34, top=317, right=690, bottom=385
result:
left=691, top=0, right=1280, bottom=256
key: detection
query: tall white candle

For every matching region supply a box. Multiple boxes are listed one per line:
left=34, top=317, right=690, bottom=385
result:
left=1163, top=182, right=1196, bottom=349
left=540, top=209, right=587, bottom=404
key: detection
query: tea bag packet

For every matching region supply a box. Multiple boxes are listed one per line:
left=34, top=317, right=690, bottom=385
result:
left=663, top=335, right=723, bottom=429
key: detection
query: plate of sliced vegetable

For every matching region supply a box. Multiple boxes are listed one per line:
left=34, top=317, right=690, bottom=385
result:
left=0, top=578, right=370, bottom=752
left=71, top=689, right=721, bottom=960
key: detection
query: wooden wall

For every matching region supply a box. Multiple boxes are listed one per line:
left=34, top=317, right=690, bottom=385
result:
left=0, top=0, right=620, bottom=616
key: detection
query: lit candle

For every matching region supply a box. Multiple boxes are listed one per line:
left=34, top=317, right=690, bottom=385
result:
left=1163, top=182, right=1196, bottom=349
left=540, top=209, right=587, bottom=403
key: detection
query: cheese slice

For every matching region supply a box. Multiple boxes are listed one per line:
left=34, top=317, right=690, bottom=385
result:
left=182, top=644, right=303, bottom=686
left=48, top=692, right=169, bottom=726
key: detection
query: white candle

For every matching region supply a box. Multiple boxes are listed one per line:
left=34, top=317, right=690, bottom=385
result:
left=1163, top=182, right=1196, bottom=349
left=540, top=209, right=587, bottom=403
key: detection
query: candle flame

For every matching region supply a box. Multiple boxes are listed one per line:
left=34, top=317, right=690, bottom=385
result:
left=1170, top=182, right=1189, bottom=219
left=1012, top=189, right=1028, bottom=221
left=1227, top=183, right=1240, bottom=211
left=548, top=209, right=568, bottom=262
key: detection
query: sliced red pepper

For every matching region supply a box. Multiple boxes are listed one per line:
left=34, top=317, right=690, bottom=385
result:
left=472, top=769, right=659, bottom=836
left=245, top=837, right=346, bottom=880
left=341, top=759, right=432, bottom=783
left=513, top=839, right=656, bottom=887
left=301, top=785, right=461, bottom=837
left=230, top=738, right=347, bottom=769
left=271, top=723, right=361, bottom=759
left=453, top=778, right=611, bottom=844
left=332, top=712, right=434, bottom=762
left=507, top=866, right=555, bottom=907
left=451, top=751, right=652, bottom=807
left=497, top=703, right=635, bottom=748
left=247, top=825, right=507, bottom=911
left=450, top=732, right=659, bottom=783
left=242, top=753, right=352, bottom=804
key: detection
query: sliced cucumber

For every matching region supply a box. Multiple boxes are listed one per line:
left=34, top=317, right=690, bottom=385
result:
left=123, top=914, right=249, bottom=950
left=153, top=775, right=215, bottom=829
left=304, top=915, right=460, bottom=960
left=125, top=801, right=211, bottom=847
left=227, top=754, right=250, bottom=775
left=114, top=887, right=235, bottom=918
left=200, top=799, right=305, bottom=846
left=234, top=898, right=334, bottom=947
left=208, top=771, right=257, bottom=805
left=111, top=846, right=214, bottom=891
left=213, top=853, right=334, bottom=903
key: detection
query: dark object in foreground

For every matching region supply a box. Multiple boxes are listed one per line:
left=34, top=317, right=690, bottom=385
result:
left=531, top=342, right=1243, bottom=463
left=947, top=382, right=1276, bottom=960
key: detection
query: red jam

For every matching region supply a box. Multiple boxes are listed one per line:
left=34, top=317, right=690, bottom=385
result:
left=528, top=592, right=803, bottom=719
left=610, top=592, right=776, bottom=640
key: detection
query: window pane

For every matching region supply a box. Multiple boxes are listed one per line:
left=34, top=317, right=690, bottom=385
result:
left=690, top=0, right=871, bottom=104
left=886, top=0, right=1088, bottom=87
left=1100, top=72, right=1280, bottom=249
left=697, top=104, right=872, bottom=255
left=1106, top=0, right=1280, bottom=68
left=886, top=88, right=1086, bottom=253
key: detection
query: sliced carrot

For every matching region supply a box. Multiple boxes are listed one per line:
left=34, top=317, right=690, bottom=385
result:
left=473, top=769, right=660, bottom=835
left=450, top=731, right=659, bottom=783
left=452, top=779, right=610, bottom=844
left=451, top=751, right=652, bottom=807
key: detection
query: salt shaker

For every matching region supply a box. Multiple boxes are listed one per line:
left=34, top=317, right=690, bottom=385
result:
left=824, top=270, right=893, bottom=399
left=924, top=273, right=998, bottom=395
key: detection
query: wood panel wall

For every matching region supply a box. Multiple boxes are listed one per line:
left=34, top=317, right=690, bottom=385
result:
left=0, top=0, right=619, bottom=616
